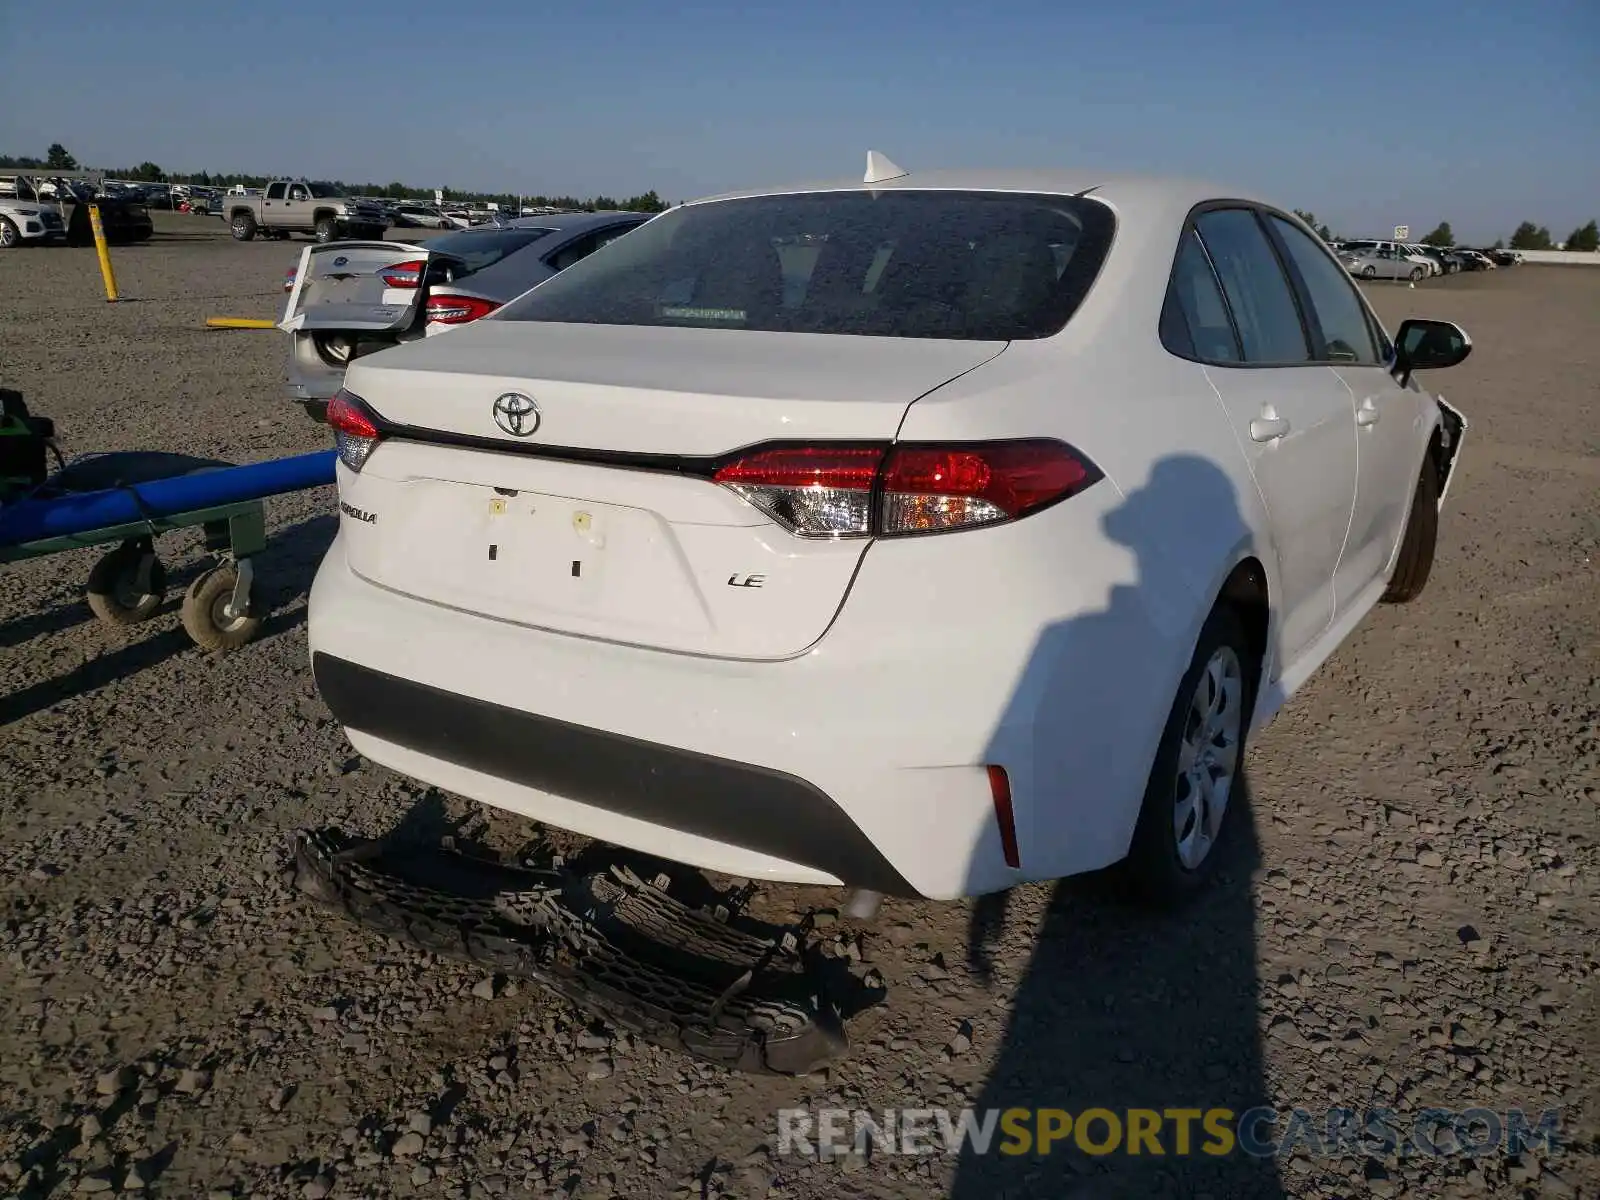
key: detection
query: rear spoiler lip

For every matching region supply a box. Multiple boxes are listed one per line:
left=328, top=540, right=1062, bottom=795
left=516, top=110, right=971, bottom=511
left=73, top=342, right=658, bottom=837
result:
left=350, top=398, right=1099, bottom=495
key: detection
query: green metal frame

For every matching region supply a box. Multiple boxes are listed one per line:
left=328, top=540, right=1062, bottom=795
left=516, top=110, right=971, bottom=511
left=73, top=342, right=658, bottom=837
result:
left=0, top=499, right=267, bottom=565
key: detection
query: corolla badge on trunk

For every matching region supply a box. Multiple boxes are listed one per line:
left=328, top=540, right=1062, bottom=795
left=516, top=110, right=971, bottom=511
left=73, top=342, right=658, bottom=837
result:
left=492, top=392, right=540, bottom=437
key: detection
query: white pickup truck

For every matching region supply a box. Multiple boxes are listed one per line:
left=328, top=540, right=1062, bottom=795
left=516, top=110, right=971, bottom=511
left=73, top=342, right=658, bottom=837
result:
left=226, top=180, right=390, bottom=243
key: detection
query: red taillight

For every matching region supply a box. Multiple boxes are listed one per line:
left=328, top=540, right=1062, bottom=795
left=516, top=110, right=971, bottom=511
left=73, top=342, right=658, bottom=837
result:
left=425, top=295, right=502, bottom=325
left=713, top=446, right=884, bottom=537
left=987, top=766, right=1020, bottom=869
left=327, top=389, right=381, bottom=472
left=710, top=440, right=1096, bottom=538
left=881, top=441, right=1093, bottom=535
left=283, top=267, right=297, bottom=293
left=379, top=259, right=427, bottom=288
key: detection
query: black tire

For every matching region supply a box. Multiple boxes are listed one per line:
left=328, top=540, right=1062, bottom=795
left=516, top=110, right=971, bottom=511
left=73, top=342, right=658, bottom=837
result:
left=314, top=217, right=338, bottom=243
left=0, top=217, right=20, bottom=249
left=1410, top=266, right=1425, bottom=281
left=1361, top=265, right=1377, bottom=279
left=1122, top=603, right=1259, bottom=907
left=230, top=211, right=257, bottom=241
left=86, top=542, right=167, bottom=626
left=181, top=564, right=262, bottom=651
left=1382, top=455, right=1439, bottom=603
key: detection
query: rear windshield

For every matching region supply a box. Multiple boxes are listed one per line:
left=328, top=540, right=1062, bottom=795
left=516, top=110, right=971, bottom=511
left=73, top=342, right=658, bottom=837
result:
left=495, top=191, right=1115, bottom=340
left=429, top=228, right=553, bottom=274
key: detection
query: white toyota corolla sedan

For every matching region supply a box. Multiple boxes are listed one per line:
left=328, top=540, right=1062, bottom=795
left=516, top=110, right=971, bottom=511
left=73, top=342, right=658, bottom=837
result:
left=307, top=157, right=1471, bottom=908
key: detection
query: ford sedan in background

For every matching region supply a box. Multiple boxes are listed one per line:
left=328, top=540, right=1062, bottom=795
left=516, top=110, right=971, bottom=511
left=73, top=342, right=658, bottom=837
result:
left=308, top=162, right=1471, bottom=908
left=281, top=211, right=654, bottom=420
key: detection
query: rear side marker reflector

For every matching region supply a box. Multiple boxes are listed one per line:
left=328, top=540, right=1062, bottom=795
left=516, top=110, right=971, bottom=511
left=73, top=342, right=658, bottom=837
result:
left=711, top=440, right=1099, bottom=538
left=987, top=765, right=1020, bottom=869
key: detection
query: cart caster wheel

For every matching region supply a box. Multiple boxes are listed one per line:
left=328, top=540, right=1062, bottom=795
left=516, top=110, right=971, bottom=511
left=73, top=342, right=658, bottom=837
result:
left=86, top=542, right=167, bottom=626
left=181, top=564, right=262, bottom=652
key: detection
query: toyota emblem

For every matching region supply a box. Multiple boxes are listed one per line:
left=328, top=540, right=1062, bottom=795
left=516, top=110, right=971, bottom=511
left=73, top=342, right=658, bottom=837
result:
left=492, top=392, right=540, bottom=437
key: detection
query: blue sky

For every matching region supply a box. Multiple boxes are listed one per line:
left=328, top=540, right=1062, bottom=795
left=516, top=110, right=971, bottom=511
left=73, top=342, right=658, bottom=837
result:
left=2, top=0, right=1595, bottom=243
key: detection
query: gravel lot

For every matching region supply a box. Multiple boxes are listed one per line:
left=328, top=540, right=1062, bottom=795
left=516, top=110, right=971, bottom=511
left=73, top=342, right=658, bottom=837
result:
left=2, top=213, right=1597, bottom=1200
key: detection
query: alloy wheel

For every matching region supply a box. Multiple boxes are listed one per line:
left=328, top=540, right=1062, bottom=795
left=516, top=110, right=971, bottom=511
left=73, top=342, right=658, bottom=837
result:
left=1172, top=645, right=1244, bottom=870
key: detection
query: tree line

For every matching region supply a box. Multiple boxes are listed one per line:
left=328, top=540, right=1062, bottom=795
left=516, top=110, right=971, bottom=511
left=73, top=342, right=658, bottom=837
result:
left=1, top=144, right=672, bottom=213
left=1407, top=219, right=1596, bottom=253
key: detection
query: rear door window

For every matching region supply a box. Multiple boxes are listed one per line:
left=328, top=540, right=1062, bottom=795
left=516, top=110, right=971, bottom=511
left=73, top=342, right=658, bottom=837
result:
left=545, top=223, right=644, bottom=272
left=1163, top=229, right=1242, bottom=363
left=1193, top=209, right=1311, bottom=364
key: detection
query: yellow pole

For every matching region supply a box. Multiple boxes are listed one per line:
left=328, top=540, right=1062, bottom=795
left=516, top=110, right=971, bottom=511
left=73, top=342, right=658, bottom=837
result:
left=204, top=317, right=278, bottom=330
left=88, top=204, right=119, bottom=302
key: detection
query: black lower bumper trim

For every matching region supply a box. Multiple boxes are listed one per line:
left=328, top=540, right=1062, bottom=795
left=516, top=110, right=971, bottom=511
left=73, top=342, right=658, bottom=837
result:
left=290, top=826, right=854, bottom=1074
left=312, top=653, right=917, bottom=896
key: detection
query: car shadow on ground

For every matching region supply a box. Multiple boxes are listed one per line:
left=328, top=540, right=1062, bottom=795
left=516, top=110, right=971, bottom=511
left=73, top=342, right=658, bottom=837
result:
left=0, top=513, right=336, bottom=723
left=949, top=452, right=1282, bottom=1198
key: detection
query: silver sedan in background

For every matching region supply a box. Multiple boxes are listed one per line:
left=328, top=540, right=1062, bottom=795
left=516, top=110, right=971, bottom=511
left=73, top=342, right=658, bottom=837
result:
left=1340, top=248, right=1429, bottom=281
left=282, top=211, right=655, bottom=420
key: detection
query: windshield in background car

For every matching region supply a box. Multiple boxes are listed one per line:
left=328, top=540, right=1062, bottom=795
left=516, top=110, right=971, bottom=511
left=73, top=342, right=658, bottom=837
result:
left=496, top=191, right=1116, bottom=340
left=428, top=228, right=555, bottom=274
left=308, top=183, right=342, bottom=198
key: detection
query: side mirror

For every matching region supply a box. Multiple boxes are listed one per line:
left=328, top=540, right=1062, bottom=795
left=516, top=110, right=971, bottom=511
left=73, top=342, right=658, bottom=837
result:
left=1393, top=318, right=1471, bottom=386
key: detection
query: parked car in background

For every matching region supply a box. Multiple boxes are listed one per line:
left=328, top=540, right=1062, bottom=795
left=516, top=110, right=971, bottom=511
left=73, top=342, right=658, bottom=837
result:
left=0, top=174, right=149, bottom=246
left=307, top=167, right=1471, bottom=909
left=1416, top=247, right=1460, bottom=275
left=1345, top=240, right=1436, bottom=277
left=0, top=191, right=67, bottom=247
left=1456, top=250, right=1495, bottom=270
left=1343, top=247, right=1428, bottom=280
left=282, top=210, right=654, bottom=419
left=226, top=180, right=391, bottom=243
left=391, top=204, right=455, bottom=230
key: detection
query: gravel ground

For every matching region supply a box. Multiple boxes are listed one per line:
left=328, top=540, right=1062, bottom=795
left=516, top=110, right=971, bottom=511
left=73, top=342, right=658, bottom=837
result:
left=2, top=213, right=1596, bottom=1200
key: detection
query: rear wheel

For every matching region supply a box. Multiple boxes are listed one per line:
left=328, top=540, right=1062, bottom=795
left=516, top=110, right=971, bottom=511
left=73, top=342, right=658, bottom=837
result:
left=1382, top=456, right=1439, bottom=603
left=0, top=217, right=20, bottom=248
left=1122, top=603, right=1258, bottom=907
left=230, top=211, right=257, bottom=241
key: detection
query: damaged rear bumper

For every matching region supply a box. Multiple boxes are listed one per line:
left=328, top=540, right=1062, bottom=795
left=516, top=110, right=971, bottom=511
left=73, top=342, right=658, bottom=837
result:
left=288, top=827, right=855, bottom=1075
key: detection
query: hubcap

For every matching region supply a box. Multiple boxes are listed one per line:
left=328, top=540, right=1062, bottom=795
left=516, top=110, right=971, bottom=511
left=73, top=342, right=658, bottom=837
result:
left=1172, top=646, right=1244, bottom=870
left=1, top=225, right=15, bottom=246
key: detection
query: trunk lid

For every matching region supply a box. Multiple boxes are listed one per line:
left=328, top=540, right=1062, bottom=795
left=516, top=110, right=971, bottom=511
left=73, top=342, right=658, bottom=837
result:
left=343, top=321, right=1006, bottom=454
left=337, top=323, right=1007, bottom=658
left=280, top=241, right=437, bottom=333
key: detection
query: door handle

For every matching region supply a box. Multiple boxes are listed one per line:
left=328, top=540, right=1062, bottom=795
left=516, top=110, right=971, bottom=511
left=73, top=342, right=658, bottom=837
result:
left=1356, top=398, right=1380, bottom=427
left=1249, top=416, right=1290, bottom=442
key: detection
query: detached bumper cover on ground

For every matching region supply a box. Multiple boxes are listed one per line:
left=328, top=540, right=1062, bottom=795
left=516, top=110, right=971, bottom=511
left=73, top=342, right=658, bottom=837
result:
left=288, top=826, right=852, bottom=1075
